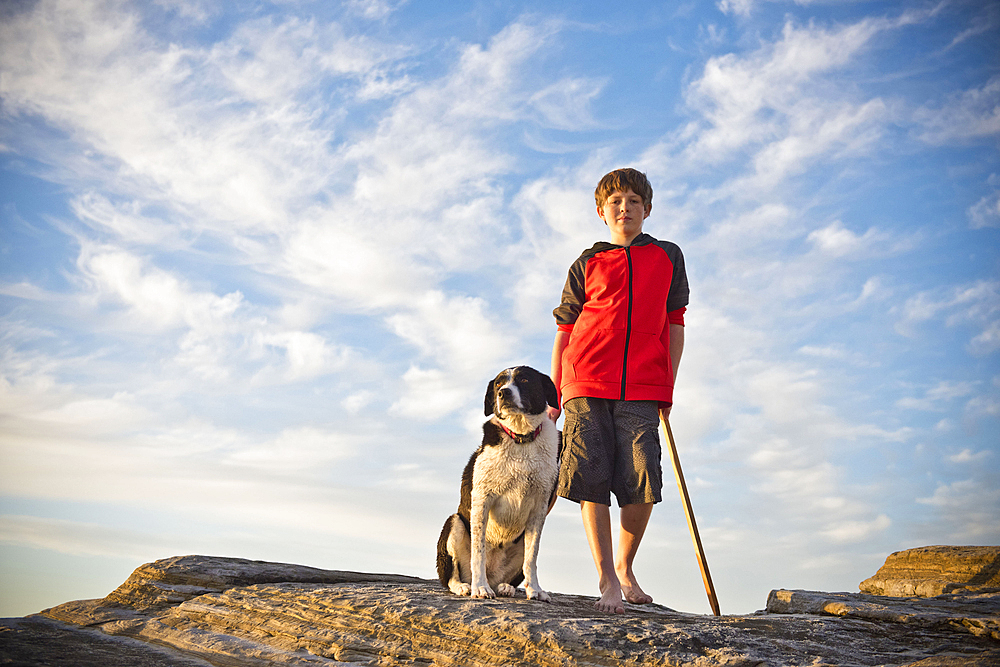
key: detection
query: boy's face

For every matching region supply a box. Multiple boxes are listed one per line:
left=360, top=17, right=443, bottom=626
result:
left=597, top=188, right=650, bottom=246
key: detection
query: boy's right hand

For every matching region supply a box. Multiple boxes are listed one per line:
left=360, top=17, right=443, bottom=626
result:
left=546, top=405, right=561, bottom=423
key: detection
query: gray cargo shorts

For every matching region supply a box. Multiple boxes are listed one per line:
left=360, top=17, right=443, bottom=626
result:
left=557, top=397, right=663, bottom=507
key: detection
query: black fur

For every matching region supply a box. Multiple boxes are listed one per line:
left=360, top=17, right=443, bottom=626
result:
left=436, top=515, right=457, bottom=586
left=481, top=420, right=504, bottom=447
left=457, top=449, right=477, bottom=526
left=484, top=378, right=497, bottom=417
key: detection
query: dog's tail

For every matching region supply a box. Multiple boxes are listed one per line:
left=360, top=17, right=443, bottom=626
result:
left=436, top=514, right=458, bottom=587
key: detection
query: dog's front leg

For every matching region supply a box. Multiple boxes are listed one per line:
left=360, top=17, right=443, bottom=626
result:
left=521, top=507, right=550, bottom=602
left=469, top=489, right=495, bottom=599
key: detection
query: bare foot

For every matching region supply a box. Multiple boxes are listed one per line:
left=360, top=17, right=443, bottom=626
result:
left=621, top=582, right=652, bottom=604
left=595, top=581, right=625, bottom=614
left=618, top=569, right=653, bottom=604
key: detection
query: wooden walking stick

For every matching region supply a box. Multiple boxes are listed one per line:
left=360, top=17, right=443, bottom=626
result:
left=661, top=416, right=721, bottom=616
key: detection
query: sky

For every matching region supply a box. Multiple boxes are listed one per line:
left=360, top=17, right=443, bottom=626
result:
left=1, top=0, right=997, bottom=618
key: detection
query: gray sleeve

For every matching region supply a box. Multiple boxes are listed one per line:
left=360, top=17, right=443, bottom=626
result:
left=664, top=243, right=689, bottom=313
left=553, top=256, right=587, bottom=327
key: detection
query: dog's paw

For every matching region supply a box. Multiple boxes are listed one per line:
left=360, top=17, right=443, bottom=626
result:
left=452, top=583, right=472, bottom=596
left=496, top=583, right=517, bottom=597
left=472, top=584, right=496, bottom=599
left=526, top=588, right=551, bottom=602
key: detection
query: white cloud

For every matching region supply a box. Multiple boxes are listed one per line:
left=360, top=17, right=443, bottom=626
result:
left=798, top=344, right=849, bottom=359
left=717, top=0, right=754, bottom=18
left=387, top=290, right=512, bottom=418
left=942, top=3, right=999, bottom=51
left=274, top=20, right=593, bottom=328
left=807, top=221, right=880, bottom=258
left=3, top=4, right=582, bottom=426
left=701, top=203, right=797, bottom=255
left=965, top=393, right=1000, bottom=419
left=968, top=178, right=1000, bottom=229
left=72, top=242, right=356, bottom=384
left=226, top=426, right=357, bottom=473
left=0, top=0, right=403, bottom=238
left=896, top=380, right=978, bottom=411
left=916, top=479, right=1000, bottom=541
left=282, top=214, right=437, bottom=310
left=0, top=369, right=391, bottom=528
left=387, top=291, right=508, bottom=370
left=745, top=98, right=886, bottom=189
left=701, top=23, right=728, bottom=46
left=251, top=331, right=353, bottom=384
left=856, top=276, right=893, bottom=304
left=0, top=514, right=175, bottom=561
left=70, top=192, right=184, bottom=246
left=344, top=0, right=408, bottom=20
left=672, top=9, right=957, bottom=199
left=506, top=166, right=609, bottom=329
left=153, top=0, right=214, bottom=22
left=821, top=514, right=891, bottom=544
left=949, top=448, right=991, bottom=464
left=682, top=18, right=885, bottom=163
left=895, top=280, right=1000, bottom=353
left=344, top=21, right=561, bottom=220
left=78, top=244, right=243, bottom=332
left=926, top=381, right=978, bottom=401
left=342, top=391, right=376, bottom=414
left=529, top=77, right=606, bottom=130
left=31, top=392, right=152, bottom=434
left=392, top=366, right=478, bottom=420
left=969, top=321, right=1000, bottom=356
left=207, top=15, right=408, bottom=104
left=914, top=76, right=1000, bottom=144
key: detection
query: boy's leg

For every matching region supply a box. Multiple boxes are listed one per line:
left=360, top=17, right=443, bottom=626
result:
left=560, top=397, right=624, bottom=612
left=609, top=400, right=662, bottom=605
left=616, top=502, right=654, bottom=604
left=580, top=500, right=624, bottom=614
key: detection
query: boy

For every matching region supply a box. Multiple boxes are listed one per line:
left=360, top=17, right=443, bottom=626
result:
left=549, top=168, right=688, bottom=614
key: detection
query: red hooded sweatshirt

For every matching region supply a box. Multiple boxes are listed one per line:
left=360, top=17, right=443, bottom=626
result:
left=553, top=233, right=689, bottom=408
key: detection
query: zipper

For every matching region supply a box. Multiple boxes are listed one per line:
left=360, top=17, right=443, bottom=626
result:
left=620, top=246, right=633, bottom=400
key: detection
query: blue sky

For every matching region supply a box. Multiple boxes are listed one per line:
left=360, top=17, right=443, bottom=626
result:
left=1, top=0, right=997, bottom=617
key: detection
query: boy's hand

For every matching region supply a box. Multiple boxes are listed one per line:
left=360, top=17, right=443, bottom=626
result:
left=547, top=405, right=561, bottom=423
left=659, top=405, right=672, bottom=422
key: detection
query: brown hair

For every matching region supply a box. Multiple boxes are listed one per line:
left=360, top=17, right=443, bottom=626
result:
left=594, top=168, right=653, bottom=211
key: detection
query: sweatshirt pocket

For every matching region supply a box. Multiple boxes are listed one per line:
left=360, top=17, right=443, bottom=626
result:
left=564, top=327, right=626, bottom=385
left=626, top=331, right=672, bottom=389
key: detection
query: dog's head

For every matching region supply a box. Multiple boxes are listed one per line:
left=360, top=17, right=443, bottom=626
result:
left=484, top=366, right=559, bottom=419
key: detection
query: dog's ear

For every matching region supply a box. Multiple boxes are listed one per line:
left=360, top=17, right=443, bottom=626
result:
left=542, top=372, right=559, bottom=410
left=484, top=378, right=496, bottom=416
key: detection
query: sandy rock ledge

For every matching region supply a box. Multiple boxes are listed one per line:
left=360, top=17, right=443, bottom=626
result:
left=2, top=553, right=998, bottom=666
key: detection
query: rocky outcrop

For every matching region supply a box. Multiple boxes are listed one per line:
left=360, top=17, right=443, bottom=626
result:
left=860, top=546, right=1000, bottom=598
left=767, top=588, right=1000, bottom=639
left=2, top=551, right=998, bottom=666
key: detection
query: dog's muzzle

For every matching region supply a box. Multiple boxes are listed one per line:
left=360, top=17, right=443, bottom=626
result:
left=496, top=387, right=520, bottom=415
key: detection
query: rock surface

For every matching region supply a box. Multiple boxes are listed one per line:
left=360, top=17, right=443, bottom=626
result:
left=860, top=546, right=1000, bottom=598
left=1, top=552, right=997, bottom=666
left=0, top=615, right=214, bottom=667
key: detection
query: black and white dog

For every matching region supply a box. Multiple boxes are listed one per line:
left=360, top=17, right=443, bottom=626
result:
left=436, top=366, right=560, bottom=601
